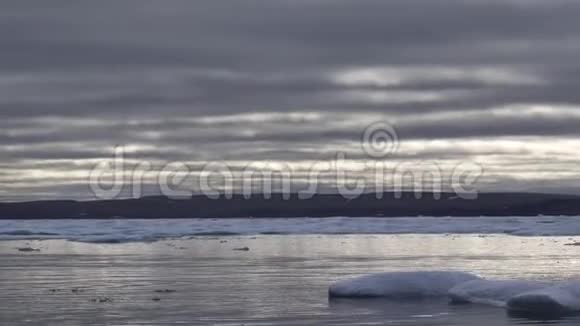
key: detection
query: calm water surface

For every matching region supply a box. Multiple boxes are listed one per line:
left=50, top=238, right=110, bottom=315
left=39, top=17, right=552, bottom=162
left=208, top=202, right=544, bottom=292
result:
left=1, top=234, right=580, bottom=325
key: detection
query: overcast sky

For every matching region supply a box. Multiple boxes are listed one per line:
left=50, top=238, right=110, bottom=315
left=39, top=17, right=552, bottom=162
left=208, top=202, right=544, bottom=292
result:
left=1, top=0, right=580, bottom=201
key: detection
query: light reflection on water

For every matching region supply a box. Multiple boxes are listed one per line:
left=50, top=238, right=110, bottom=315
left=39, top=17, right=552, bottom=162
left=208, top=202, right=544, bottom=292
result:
left=1, top=234, right=580, bottom=325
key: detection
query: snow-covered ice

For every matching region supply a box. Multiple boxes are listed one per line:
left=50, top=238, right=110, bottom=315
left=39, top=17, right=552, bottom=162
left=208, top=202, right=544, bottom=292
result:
left=330, top=271, right=580, bottom=317
left=507, top=281, right=580, bottom=316
left=449, top=279, right=550, bottom=307
left=328, top=271, right=481, bottom=298
left=1, top=215, right=580, bottom=243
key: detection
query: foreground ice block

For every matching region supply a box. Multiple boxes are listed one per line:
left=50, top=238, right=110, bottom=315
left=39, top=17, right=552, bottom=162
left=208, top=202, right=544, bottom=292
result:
left=448, top=279, right=550, bottom=307
left=329, top=271, right=480, bottom=298
left=507, top=281, right=580, bottom=317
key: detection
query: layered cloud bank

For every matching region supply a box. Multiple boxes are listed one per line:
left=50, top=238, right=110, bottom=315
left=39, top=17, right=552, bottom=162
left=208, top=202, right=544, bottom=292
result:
left=1, top=0, right=580, bottom=200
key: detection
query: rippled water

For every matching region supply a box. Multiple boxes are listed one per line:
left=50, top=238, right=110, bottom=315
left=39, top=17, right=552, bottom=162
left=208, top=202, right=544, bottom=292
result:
left=1, top=234, right=580, bottom=325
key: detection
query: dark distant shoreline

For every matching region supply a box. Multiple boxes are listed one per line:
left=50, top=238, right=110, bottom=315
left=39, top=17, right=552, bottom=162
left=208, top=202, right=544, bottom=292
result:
left=1, top=192, right=579, bottom=219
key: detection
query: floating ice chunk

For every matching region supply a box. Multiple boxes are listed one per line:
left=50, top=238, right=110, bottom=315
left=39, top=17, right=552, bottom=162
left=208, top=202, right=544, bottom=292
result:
left=507, top=281, right=580, bottom=317
left=448, top=279, right=550, bottom=307
left=329, top=271, right=481, bottom=298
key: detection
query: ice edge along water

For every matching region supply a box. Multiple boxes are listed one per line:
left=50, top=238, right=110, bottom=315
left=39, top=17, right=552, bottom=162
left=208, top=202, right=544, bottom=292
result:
left=1, top=216, right=580, bottom=243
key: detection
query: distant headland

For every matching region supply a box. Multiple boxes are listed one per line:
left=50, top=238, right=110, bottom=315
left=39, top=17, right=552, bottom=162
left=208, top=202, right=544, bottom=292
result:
left=1, top=192, right=579, bottom=219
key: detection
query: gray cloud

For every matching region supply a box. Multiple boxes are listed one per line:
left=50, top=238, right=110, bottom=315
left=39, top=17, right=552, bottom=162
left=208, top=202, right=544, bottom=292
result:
left=1, top=0, right=580, bottom=200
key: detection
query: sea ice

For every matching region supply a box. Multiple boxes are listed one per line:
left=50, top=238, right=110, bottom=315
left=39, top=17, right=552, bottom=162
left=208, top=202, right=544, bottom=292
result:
left=328, top=271, right=481, bottom=298
left=507, top=281, right=580, bottom=316
left=449, top=279, right=550, bottom=307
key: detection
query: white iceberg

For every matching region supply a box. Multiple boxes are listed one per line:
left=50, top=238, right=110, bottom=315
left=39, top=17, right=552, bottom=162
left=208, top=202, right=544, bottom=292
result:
left=329, top=271, right=481, bottom=298
left=448, top=279, right=550, bottom=307
left=507, top=281, right=580, bottom=316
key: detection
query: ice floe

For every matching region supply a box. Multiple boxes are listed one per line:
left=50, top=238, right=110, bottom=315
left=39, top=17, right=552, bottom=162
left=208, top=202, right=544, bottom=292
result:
left=330, top=271, right=580, bottom=317
left=449, top=279, right=550, bottom=307
left=507, top=281, right=580, bottom=316
left=328, top=271, right=481, bottom=298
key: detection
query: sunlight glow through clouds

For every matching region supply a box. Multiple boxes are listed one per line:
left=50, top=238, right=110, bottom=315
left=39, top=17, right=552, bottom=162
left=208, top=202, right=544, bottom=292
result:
left=331, top=66, right=543, bottom=87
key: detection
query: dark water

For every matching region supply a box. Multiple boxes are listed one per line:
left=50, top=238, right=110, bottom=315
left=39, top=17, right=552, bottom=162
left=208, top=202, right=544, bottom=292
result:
left=1, top=235, right=580, bottom=325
